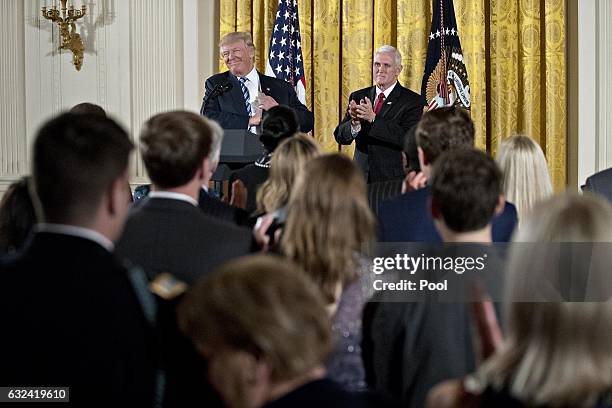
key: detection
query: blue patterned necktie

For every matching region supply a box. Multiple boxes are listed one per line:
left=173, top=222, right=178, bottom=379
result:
left=238, top=77, right=252, bottom=116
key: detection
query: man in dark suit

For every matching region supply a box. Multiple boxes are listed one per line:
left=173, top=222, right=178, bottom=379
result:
left=116, top=111, right=252, bottom=284
left=115, top=111, right=252, bottom=407
left=363, top=148, right=506, bottom=408
left=334, top=45, right=424, bottom=182
left=378, top=107, right=517, bottom=242
left=582, top=167, right=612, bottom=203
left=201, top=32, right=313, bottom=133
left=0, top=113, right=157, bottom=405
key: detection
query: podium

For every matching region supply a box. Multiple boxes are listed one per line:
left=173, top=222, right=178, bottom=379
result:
left=219, top=130, right=264, bottom=163
left=211, top=129, right=264, bottom=186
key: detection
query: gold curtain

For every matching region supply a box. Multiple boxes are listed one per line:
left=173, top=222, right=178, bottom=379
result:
left=218, top=0, right=566, bottom=189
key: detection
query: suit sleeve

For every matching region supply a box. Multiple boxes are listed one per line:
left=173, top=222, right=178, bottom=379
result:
left=201, top=77, right=250, bottom=129
left=333, top=92, right=358, bottom=145
left=366, top=96, right=424, bottom=149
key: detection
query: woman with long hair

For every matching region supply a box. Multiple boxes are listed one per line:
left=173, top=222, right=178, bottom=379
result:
left=280, top=153, right=376, bottom=391
left=496, top=135, right=553, bottom=223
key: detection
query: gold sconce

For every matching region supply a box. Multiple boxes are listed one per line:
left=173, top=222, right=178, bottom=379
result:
left=41, top=0, right=87, bottom=71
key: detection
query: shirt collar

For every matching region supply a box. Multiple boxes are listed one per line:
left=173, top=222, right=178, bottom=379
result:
left=35, top=223, right=115, bottom=252
left=148, top=191, right=198, bottom=206
left=244, top=67, right=259, bottom=84
left=376, top=81, right=398, bottom=99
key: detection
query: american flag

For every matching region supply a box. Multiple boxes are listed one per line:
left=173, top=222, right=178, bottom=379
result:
left=265, top=0, right=306, bottom=104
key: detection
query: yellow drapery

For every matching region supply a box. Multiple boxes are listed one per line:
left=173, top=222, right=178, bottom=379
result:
left=218, top=0, right=566, bottom=189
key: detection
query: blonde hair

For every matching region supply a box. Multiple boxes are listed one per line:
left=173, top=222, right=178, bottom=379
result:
left=219, top=32, right=255, bottom=50
left=474, top=193, right=612, bottom=407
left=256, top=134, right=321, bottom=214
left=280, top=154, right=376, bottom=303
left=177, top=255, right=332, bottom=382
left=496, top=135, right=553, bottom=222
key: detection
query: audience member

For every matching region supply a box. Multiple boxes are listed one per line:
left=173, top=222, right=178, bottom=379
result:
left=230, top=105, right=300, bottom=213
left=115, top=110, right=252, bottom=407
left=0, top=176, right=37, bottom=255
left=198, top=117, right=249, bottom=225
left=378, top=107, right=518, bottom=242
left=496, top=135, right=553, bottom=224
left=0, top=113, right=157, bottom=405
left=116, top=110, right=252, bottom=284
left=256, top=134, right=321, bottom=215
left=428, top=193, right=612, bottom=408
left=363, top=148, right=505, bottom=408
left=280, top=154, right=376, bottom=391
left=178, top=254, right=392, bottom=408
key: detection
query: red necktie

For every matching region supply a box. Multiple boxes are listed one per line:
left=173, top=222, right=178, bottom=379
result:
left=373, top=92, right=386, bottom=115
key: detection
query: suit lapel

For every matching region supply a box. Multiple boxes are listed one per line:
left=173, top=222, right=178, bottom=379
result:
left=377, top=83, right=403, bottom=118
left=259, top=72, right=273, bottom=96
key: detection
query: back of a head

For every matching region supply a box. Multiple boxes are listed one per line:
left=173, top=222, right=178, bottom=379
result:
left=432, top=148, right=502, bottom=233
left=281, top=154, right=375, bottom=302
left=414, top=107, right=475, bottom=164
left=69, top=102, right=107, bottom=117
left=259, top=106, right=299, bottom=152
left=140, top=111, right=212, bottom=189
left=206, top=118, right=224, bottom=166
left=177, top=254, right=331, bottom=383
left=256, top=134, right=321, bottom=213
left=33, top=112, right=133, bottom=224
left=0, top=177, right=37, bottom=254
left=496, top=135, right=553, bottom=221
left=478, top=193, right=612, bottom=407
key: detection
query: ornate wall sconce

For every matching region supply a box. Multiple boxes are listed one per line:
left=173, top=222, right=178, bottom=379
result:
left=41, top=0, right=87, bottom=71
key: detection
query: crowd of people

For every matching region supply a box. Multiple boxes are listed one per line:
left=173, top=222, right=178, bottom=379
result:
left=1, top=32, right=612, bottom=408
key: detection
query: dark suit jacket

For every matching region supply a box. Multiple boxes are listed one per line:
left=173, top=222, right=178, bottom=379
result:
left=334, top=84, right=424, bottom=182
left=116, top=197, right=252, bottom=408
left=201, top=71, right=314, bottom=133
left=199, top=188, right=249, bottom=226
left=116, top=197, right=252, bottom=283
left=362, top=299, right=476, bottom=408
left=378, top=186, right=518, bottom=242
left=583, top=167, right=612, bottom=203
left=0, top=232, right=156, bottom=406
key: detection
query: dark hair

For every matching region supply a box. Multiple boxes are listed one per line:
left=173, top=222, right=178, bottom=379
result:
left=69, top=102, right=107, bottom=117
left=33, top=113, right=133, bottom=224
left=0, top=177, right=37, bottom=254
left=140, top=111, right=212, bottom=189
left=259, top=105, right=299, bottom=152
left=414, top=107, right=475, bottom=165
left=431, top=148, right=502, bottom=232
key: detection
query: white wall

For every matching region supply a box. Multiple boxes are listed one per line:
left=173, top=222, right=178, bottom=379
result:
left=0, top=0, right=215, bottom=197
left=576, top=0, right=612, bottom=187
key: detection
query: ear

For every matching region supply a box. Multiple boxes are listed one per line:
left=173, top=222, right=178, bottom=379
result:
left=418, top=146, right=428, bottom=168
left=494, top=194, right=506, bottom=217
left=197, top=158, right=211, bottom=182
left=107, top=173, right=129, bottom=216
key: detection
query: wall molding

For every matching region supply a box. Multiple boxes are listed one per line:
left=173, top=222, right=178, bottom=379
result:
left=0, top=2, right=26, bottom=180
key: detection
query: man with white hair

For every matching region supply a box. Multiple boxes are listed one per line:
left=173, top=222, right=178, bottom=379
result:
left=198, top=118, right=249, bottom=225
left=334, top=45, right=424, bottom=183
